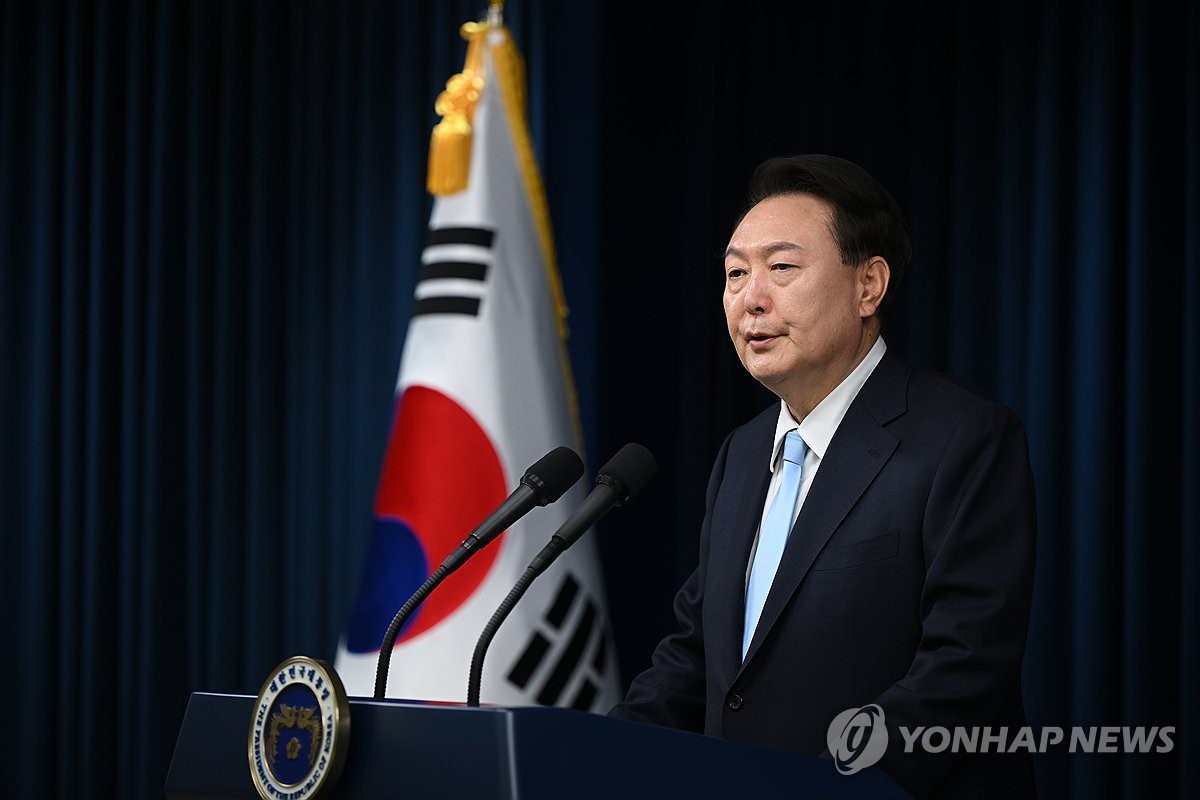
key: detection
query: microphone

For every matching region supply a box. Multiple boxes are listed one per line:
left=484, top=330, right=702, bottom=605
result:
left=440, top=445, right=585, bottom=573
left=526, top=442, right=657, bottom=573
left=466, top=442, right=656, bottom=707
left=372, top=445, right=584, bottom=699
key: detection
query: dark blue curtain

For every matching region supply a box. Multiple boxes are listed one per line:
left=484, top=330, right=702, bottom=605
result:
left=3, top=1, right=1196, bottom=798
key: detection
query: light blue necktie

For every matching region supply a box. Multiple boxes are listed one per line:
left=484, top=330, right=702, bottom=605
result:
left=743, top=429, right=807, bottom=659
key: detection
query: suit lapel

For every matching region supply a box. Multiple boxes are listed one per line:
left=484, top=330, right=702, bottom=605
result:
left=739, top=352, right=909, bottom=668
left=707, top=414, right=774, bottom=688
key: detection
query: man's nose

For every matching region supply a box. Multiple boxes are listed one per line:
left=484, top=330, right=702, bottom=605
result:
left=742, top=271, right=769, bottom=313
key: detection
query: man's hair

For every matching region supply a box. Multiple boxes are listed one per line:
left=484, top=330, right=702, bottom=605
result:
left=735, top=153, right=912, bottom=323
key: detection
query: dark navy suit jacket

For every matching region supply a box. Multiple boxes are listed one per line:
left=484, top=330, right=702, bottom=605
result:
left=611, top=351, right=1038, bottom=799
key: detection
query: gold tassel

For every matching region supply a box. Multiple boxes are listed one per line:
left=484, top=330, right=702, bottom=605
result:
left=427, top=23, right=487, bottom=196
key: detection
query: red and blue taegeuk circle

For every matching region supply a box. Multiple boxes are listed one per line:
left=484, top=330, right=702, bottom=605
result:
left=343, top=385, right=508, bottom=653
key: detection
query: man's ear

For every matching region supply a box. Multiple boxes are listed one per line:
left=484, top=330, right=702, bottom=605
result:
left=858, top=256, right=891, bottom=319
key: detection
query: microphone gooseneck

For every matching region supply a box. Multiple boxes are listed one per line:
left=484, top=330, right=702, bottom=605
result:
left=372, top=446, right=583, bottom=700
left=466, top=442, right=656, bottom=707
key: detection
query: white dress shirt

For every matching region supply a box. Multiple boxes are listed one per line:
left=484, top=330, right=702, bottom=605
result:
left=745, top=336, right=888, bottom=586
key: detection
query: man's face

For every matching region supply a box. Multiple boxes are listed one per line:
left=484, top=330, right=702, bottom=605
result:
left=722, top=193, right=871, bottom=403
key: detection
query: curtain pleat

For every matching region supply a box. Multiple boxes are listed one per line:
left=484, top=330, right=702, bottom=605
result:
left=1177, top=5, right=1200, bottom=794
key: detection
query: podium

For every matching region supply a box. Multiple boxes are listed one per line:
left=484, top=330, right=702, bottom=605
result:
left=165, top=692, right=910, bottom=798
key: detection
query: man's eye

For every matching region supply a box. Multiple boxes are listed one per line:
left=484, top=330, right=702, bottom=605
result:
left=726, top=268, right=745, bottom=280
left=771, top=262, right=795, bottom=271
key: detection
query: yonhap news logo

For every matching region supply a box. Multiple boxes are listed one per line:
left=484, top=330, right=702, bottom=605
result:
left=826, top=704, right=1177, bottom=777
left=826, top=704, right=889, bottom=774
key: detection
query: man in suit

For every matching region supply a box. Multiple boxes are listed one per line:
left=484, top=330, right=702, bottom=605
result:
left=609, top=154, right=1037, bottom=798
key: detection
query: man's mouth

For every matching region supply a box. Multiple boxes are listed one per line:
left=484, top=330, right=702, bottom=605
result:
left=746, top=332, right=780, bottom=348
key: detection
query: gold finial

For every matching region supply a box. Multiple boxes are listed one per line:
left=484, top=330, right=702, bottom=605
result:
left=487, top=3, right=504, bottom=27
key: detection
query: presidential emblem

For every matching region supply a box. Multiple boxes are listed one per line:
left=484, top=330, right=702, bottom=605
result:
left=248, top=656, right=350, bottom=800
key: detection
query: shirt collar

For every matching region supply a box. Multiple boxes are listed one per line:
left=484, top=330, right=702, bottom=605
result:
left=769, top=336, right=888, bottom=470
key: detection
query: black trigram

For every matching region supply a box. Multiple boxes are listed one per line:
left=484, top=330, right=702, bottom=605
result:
left=412, top=226, right=496, bottom=317
left=505, top=573, right=613, bottom=712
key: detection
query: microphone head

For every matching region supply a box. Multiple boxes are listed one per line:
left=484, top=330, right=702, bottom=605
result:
left=522, top=446, right=585, bottom=505
left=595, top=442, right=657, bottom=504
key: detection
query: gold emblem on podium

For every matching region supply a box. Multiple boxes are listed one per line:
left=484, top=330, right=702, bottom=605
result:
left=248, top=656, right=350, bottom=799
